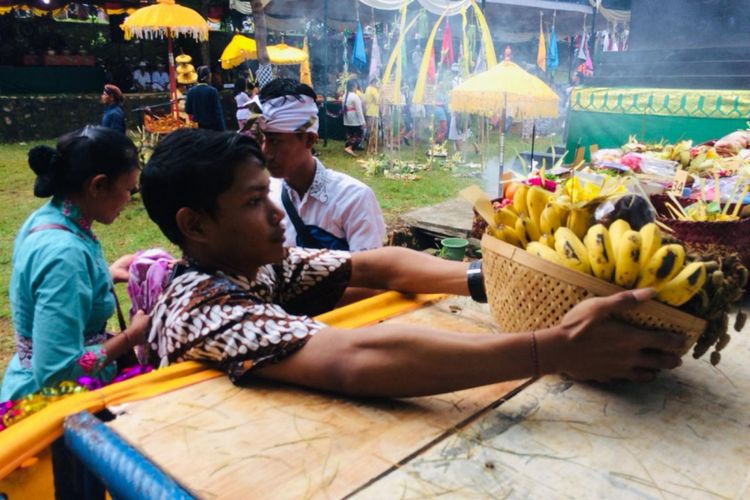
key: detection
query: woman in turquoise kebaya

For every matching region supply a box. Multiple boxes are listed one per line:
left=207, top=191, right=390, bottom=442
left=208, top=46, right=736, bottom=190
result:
left=1, top=126, right=149, bottom=401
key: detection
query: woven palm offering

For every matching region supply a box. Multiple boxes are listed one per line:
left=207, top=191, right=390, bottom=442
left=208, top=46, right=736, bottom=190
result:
left=470, top=181, right=747, bottom=364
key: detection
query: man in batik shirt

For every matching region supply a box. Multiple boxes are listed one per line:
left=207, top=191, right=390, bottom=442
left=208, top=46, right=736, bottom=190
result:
left=139, top=129, right=684, bottom=397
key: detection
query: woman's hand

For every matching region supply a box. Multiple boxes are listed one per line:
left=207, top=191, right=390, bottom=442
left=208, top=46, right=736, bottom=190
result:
left=538, top=288, right=685, bottom=383
left=110, top=254, right=135, bottom=283
left=125, top=310, right=151, bottom=347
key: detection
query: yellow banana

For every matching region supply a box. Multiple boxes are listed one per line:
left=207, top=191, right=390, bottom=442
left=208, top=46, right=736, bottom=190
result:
left=638, top=222, right=662, bottom=267
left=491, top=225, right=523, bottom=247
left=614, top=230, right=642, bottom=288
left=512, top=184, right=529, bottom=216
left=553, top=195, right=571, bottom=226
left=514, top=218, right=529, bottom=248
left=540, top=233, right=556, bottom=249
left=636, top=244, right=686, bottom=290
left=583, top=224, right=615, bottom=281
left=493, top=207, right=519, bottom=228
left=608, top=219, right=631, bottom=256
left=539, top=203, right=562, bottom=236
left=566, top=208, right=590, bottom=239
left=656, top=262, right=707, bottom=306
left=519, top=214, right=541, bottom=243
left=526, top=186, right=549, bottom=228
left=527, top=241, right=583, bottom=271
left=554, top=227, right=591, bottom=274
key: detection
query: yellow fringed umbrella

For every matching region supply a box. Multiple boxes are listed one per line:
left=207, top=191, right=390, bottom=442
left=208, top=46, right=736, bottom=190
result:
left=219, top=34, right=257, bottom=70
left=449, top=60, right=559, bottom=119
left=220, top=35, right=308, bottom=69
left=450, top=59, right=560, bottom=181
left=122, top=0, right=208, bottom=118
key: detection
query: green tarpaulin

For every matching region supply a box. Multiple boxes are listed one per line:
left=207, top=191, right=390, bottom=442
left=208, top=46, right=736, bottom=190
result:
left=565, top=86, right=750, bottom=161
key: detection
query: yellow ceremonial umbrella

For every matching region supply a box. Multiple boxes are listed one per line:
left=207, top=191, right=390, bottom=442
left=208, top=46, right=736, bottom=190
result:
left=122, top=0, right=209, bottom=117
left=450, top=59, right=560, bottom=180
left=220, top=35, right=308, bottom=69
left=219, top=34, right=257, bottom=70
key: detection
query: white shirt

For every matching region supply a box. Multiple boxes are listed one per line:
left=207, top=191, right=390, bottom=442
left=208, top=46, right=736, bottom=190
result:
left=269, top=159, right=386, bottom=252
left=235, top=92, right=251, bottom=121
left=342, top=92, right=366, bottom=127
left=151, top=71, right=169, bottom=91
left=133, top=69, right=151, bottom=89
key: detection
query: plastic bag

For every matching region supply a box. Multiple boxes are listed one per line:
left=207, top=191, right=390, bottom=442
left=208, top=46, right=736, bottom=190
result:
left=594, top=194, right=655, bottom=230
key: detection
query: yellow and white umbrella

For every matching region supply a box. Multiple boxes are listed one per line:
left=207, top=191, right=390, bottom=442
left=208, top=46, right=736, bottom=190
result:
left=220, top=35, right=308, bottom=69
left=122, top=0, right=209, bottom=116
left=449, top=60, right=559, bottom=119
left=450, top=59, right=560, bottom=177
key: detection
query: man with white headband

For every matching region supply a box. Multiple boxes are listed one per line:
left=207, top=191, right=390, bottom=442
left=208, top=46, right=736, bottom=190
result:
left=261, top=78, right=386, bottom=252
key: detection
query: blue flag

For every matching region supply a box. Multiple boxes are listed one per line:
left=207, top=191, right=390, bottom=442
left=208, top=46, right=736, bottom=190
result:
left=547, top=24, right=559, bottom=71
left=352, top=21, right=367, bottom=70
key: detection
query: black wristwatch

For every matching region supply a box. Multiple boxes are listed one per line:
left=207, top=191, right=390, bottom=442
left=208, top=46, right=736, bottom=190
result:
left=467, top=260, right=487, bottom=303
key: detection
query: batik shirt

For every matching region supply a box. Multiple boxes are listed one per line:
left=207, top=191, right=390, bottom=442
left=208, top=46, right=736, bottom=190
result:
left=147, top=248, right=352, bottom=381
left=1, top=199, right=116, bottom=401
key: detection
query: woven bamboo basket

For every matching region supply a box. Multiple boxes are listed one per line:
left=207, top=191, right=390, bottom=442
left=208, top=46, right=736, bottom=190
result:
left=481, top=234, right=707, bottom=355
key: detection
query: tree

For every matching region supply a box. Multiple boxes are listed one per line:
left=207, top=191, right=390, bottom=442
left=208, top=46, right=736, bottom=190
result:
left=249, top=0, right=269, bottom=65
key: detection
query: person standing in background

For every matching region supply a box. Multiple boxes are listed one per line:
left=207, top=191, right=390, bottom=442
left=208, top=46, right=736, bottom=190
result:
left=185, top=66, right=226, bottom=131
left=342, top=79, right=365, bottom=157
left=100, top=84, right=125, bottom=134
left=364, top=78, right=380, bottom=154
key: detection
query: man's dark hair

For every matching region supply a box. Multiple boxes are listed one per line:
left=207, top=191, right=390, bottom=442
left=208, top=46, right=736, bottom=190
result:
left=140, top=129, right=264, bottom=246
left=259, top=78, right=316, bottom=104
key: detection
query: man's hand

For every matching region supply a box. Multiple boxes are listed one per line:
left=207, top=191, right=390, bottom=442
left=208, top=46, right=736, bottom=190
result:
left=539, top=288, right=685, bottom=383
left=109, top=254, right=135, bottom=284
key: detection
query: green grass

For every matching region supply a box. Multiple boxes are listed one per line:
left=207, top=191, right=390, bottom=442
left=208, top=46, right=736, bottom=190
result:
left=0, top=134, right=555, bottom=380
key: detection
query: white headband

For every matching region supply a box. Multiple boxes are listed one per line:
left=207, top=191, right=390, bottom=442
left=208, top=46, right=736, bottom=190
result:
left=260, top=95, right=319, bottom=134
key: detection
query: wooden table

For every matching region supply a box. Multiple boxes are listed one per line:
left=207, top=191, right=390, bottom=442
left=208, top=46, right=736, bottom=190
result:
left=104, top=297, right=750, bottom=499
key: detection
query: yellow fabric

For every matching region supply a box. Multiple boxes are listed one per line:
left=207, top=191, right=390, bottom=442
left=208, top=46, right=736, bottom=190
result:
left=0, top=362, right=220, bottom=480
left=449, top=60, right=559, bottom=118
left=121, top=0, right=209, bottom=42
left=536, top=24, right=546, bottom=72
left=364, top=85, right=380, bottom=117
left=266, top=43, right=307, bottom=65
left=460, top=8, right=470, bottom=77
left=470, top=0, right=496, bottom=68
left=300, top=37, right=312, bottom=86
left=381, top=1, right=412, bottom=105
left=220, top=35, right=308, bottom=69
left=0, top=291, right=443, bottom=481
left=413, top=12, right=446, bottom=105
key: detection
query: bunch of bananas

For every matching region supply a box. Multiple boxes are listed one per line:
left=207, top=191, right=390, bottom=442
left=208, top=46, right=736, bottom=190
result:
left=488, top=186, right=707, bottom=308
left=487, top=186, right=748, bottom=363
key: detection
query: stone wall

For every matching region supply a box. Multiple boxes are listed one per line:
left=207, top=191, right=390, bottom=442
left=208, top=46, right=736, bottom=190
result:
left=0, top=91, right=238, bottom=142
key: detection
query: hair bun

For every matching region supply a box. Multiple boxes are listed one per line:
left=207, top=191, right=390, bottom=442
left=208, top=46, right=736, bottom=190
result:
left=28, top=145, right=59, bottom=197
left=28, top=145, right=57, bottom=176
